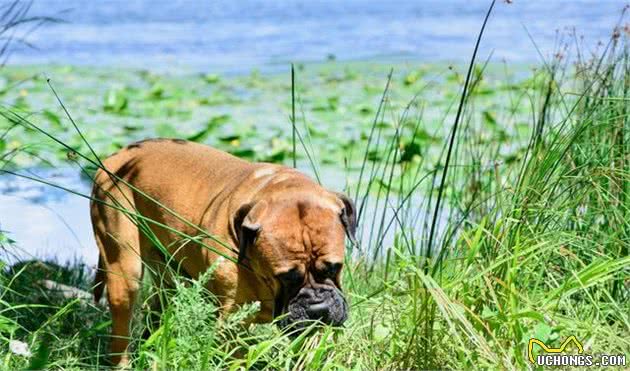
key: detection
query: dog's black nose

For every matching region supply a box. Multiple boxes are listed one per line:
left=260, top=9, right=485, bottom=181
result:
left=288, top=285, right=347, bottom=325
left=306, top=301, right=330, bottom=319
left=297, top=287, right=334, bottom=321
left=295, top=286, right=325, bottom=304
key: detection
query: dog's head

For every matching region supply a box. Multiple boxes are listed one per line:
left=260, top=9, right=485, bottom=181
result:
left=233, top=191, right=356, bottom=330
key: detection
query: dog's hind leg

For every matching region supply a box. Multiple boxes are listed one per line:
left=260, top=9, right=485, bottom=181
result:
left=140, top=245, right=175, bottom=340
left=91, top=188, right=143, bottom=367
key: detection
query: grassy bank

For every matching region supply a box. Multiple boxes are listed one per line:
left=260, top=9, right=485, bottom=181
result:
left=1, top=23, right=629, bottom=371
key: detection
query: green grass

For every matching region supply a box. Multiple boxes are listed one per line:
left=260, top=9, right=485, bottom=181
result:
left=1, top=11, right=629, bottom=371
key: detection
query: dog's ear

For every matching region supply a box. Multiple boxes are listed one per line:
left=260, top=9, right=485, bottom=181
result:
left=334, top=193, right=358, bottom=247
left=233, top=200, right=268, bottom=263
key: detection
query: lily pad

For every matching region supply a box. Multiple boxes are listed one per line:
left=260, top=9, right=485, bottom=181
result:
left=203, top=73, right=220, bottom=84
left=187, top=115, right=231, bottom=143
left=103, top=89, right=129, bottom=113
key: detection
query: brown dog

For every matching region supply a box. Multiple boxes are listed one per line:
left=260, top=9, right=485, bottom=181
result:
left=90, top=138, right=355, bottom=366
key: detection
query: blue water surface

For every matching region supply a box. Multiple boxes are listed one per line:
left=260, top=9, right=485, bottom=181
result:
left=8, top=0, right=627, bottom=72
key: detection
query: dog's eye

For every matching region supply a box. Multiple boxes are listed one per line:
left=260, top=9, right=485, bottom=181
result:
left=276, top=268, right=304, bottom=285
left=317, top=262, right=342, bottom=279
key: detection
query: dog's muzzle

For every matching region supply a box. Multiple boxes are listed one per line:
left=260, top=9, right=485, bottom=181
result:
left=278, top=285, right=348, bottom=331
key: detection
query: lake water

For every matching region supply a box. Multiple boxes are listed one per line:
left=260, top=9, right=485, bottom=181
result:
left=9, top=0, right=626, bottom=72
left=0, top=170, right=95, bottom=265
left=1, top=0, right=626, bottom=265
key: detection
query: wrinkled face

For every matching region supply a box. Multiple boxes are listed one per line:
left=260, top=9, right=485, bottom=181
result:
left=242, top=196, right=350, bottom=330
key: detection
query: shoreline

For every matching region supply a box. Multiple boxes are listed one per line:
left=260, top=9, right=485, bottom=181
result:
left=2, top=57, right=536, bottom=77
